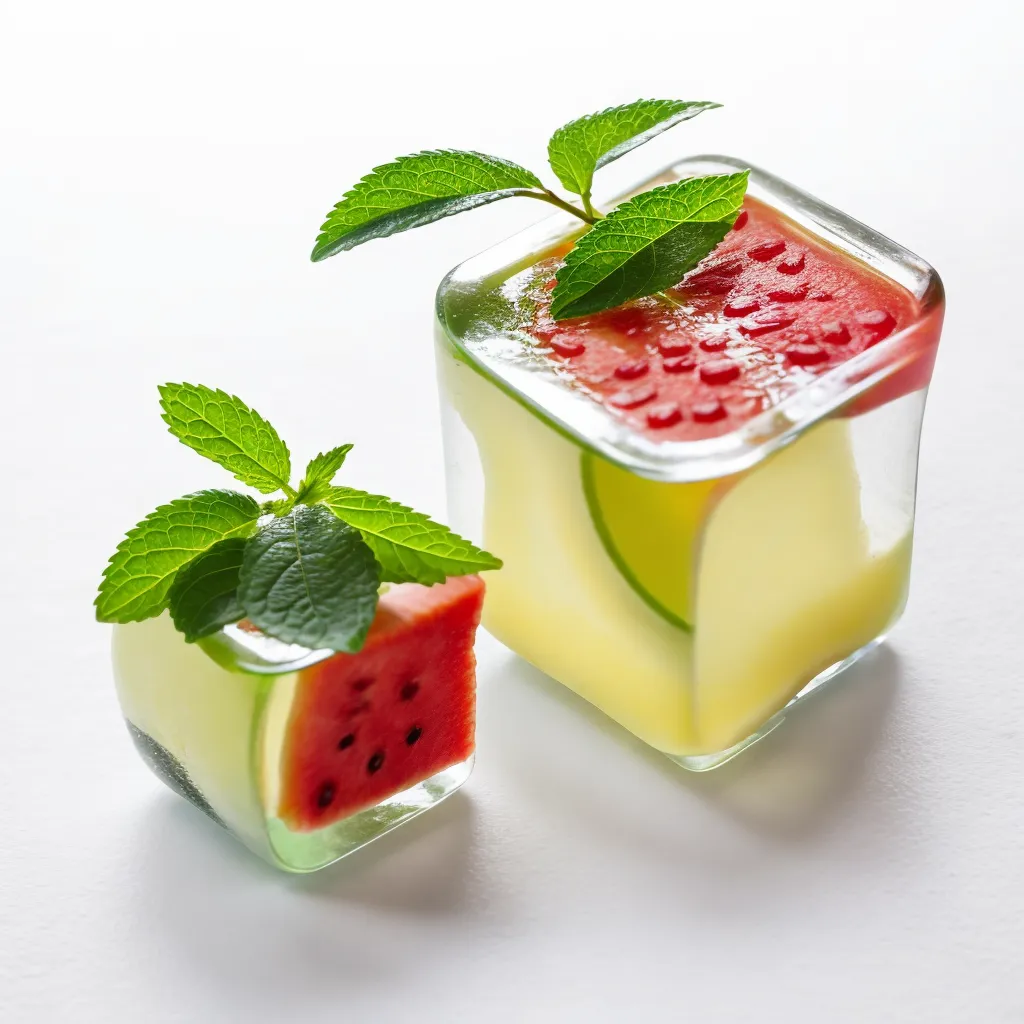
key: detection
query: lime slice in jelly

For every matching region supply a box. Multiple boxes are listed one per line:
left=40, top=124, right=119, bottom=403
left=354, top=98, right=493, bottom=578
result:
left=581, top=451, right=719, bottom=631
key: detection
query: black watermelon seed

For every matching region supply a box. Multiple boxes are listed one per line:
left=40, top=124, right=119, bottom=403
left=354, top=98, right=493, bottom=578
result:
left=338, top=733, right=355, bottom=751
left=367, top=750, right=385, bottom=774
left=405, top=727, right=422, bottom=746
left=400, top=681, right=420, bottom=701
left=351, top=677, right=374, bottom=692
left=317, top=782, right=335, bottom=809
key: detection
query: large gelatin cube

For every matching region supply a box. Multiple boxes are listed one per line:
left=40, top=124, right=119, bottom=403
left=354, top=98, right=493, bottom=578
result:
left=435, top=155, right=943, bottom=767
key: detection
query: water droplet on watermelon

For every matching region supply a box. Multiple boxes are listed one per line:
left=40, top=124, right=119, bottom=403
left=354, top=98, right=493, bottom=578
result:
left=614, top=358, right=649, bottom=380
left=777, top=252, right=806, bottom=274
left=731, top=210, right=749, bottom=231
left=317, top=783, right=336, bottom=809
left=609, top=385, right=657, bottom=408
left=700, top=359, right=741, bottom=385
left=658, top=339, right=692, bottom=357
left=856, top=309, right=897, bottom=343
left=821, top=322, right=851, bottom=345
left=767, top=283, right=809, bottom=302
left=724, top=296, right=761, bottom=317
left=400, top=681, right=419, bottom=701
left=692, top=399, right=727, bottom=422
left=785, top=341, right=829, bottom=366
left=367, top=751, right=385, bottom=774
left=646, top=402, right=683, bottom=429
left=550, top=334, right=585, bottom=357
left=738, top=313, right=797, bottom=337
left=338, top=733, right=355, bottom=751
left=748, top=239, right=787, bottom=262
left=406, top=727, right=423, bottom=746
left=662, top=354, right=696, bottom=374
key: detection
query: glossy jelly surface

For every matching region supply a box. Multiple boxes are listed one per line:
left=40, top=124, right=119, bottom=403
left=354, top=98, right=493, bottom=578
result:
left=526, top=196, right=921, bottom=442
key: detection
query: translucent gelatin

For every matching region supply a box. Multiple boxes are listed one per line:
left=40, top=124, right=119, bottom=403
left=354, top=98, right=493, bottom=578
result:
left=435, top=155, right=943, bottom=767
left=113, top=577, right=481, bottom=871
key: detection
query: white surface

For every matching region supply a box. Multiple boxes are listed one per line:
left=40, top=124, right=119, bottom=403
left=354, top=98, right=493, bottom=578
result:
left=1, top=3, right=1023, bottom=1021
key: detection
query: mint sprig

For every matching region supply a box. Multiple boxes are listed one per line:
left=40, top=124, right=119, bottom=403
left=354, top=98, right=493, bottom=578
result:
left=549, top=172, right=749, bottom=320
left=238, top=505, right=380, bottom=652
left=96, top=490, right=261, bottom=623
left=311, top=99, right=745, bottom=318
left=311, top=151, right=544, bottom=261
left=159, top=383, right=292, bottom=496
left=547, top=100, right=720, bottom=215
left=97, top=385, right=501, bottom=652
left=168, top=538, right=248, bottom=642
left=323, top=487, right=503, bottom=585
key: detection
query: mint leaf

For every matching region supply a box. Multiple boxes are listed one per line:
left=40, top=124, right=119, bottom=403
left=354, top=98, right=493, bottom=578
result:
left=548, top=100, right=720, bottom=200
left=311, top=151, right=543, bottom=261
left=167, top=538, right=247, bottom=642
left=295, top=444, right=353, bottom=504
left=159, top=383, right=292, bottom=495
left=238, top=504, right=380, bottom=652
left=322, top=486, right=502, bottom=585
left=550, top=172, right=749, bottom=320
left=95, top=489, right=261, bottom=623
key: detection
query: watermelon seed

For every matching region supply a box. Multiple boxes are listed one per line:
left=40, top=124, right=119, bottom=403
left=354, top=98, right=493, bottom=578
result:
left=317, top=783, right=336, bottom=809
left=338, top=733, right=355, bottom=751
left=406, top=727, right=423, bottom=746
left=367, top=751, right=386, bottom=774
left=351, top=678, right=374, bottom=692
left=400, top=681, right=420, bottom=701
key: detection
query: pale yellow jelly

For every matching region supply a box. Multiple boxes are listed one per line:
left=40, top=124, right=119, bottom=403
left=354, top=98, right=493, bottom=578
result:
left=440, top=352, right=911, bottom=756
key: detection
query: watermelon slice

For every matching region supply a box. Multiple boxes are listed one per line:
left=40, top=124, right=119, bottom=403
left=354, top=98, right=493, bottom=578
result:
left=528, top=196, right=939, bottom=443
left=277, top=575, right=483, bottom=832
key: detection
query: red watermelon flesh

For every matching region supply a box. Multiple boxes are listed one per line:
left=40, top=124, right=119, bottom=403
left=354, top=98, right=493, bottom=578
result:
left=528, top=196, right=940, bottom=442
left=278, top=575, right=483, bottom=831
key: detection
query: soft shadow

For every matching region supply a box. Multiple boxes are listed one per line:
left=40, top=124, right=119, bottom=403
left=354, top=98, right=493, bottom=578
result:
left=121, top=786, right=483, bottom=1007
left=482, top=641, right=902, bottom=847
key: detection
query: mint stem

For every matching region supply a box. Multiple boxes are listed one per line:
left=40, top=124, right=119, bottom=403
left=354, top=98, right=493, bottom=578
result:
left=514, top=189, right=598, bottom=225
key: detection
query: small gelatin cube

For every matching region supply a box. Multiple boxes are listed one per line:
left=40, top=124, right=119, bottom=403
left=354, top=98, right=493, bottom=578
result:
left=658, top=339, right=693, bottom=357
left=785, top=341, right=829, bottom=366
left=609, top=385, right=657, bottom=408
left=700, top=359, right=741, bottom=385
left=777, top=253, right=806, bottom=274
left=724, top=296, right=761, bottom=318
left=767, top=283, right=809, bottom=302
left=820, top=322, right=851, bottom=345
left=857, top=309, right=897, bottom=342
left=646, top=402, right=683, bottom=429
left=748, top=239, right=787, bottom=262
left=662, top=354, right=696, bottom=374
left=692, top=398, right=727, bottom=423
left=737, top=313, right=797, bottom=337
left=549, top=334, right=585, bottom=357
left=699, top=336, right=728, bottom=352
left=614, top=358, right=650, bottom=380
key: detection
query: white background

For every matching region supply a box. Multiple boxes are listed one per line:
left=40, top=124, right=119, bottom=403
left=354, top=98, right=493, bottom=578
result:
left=2, top=1, right=1023, bottom=1021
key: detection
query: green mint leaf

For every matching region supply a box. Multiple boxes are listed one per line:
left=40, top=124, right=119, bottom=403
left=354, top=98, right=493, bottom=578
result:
left=167, top=538, right=247, bottom=642
left=295, top=444, right=353, bottom=504
left=548, top=100, right=720, bottom=200
left=237, top=504, right=380, bottom=652
left=550, top=172, right=749, bottom=320
left=95, top=489, right=261, bottom=623
left=322, top=486, right=502, bottom=586
left=311, top=151, right=543, bottom=261
left=159, top=383, right=292, bottom=495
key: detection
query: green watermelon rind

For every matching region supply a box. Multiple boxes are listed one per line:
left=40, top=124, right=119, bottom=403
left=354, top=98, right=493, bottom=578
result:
left=580, top=450, right=694, bottom=634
